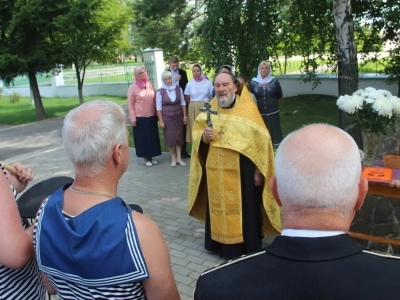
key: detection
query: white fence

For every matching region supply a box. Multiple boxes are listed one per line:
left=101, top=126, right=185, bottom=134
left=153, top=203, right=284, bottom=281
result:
left=1, top=74, right=398, bottom=99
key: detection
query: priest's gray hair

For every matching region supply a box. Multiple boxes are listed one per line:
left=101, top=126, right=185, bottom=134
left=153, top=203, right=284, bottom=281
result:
left=62, top=100, right=128, bottom=177
left=275, top=123, right=361, bottom=214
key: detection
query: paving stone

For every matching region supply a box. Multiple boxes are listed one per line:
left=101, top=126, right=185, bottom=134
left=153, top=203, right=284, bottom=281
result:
left=184, top=254, right=206, bottom=265
left=188, top=271, right=201, bottom=281
left=177, top=283, right=195, bottom=300
left=174, top=272, right=195, bottom=286
left=183, top=247, right=203, bottom=257
left=171, top=256, right=190, bottom=268
left=172, top=265, right=192, bottom=276
left=170, top=248, right=188, bottom=259
left=186, top=262, right=208, bottom=273
left=182, top=240, right=202, bottom=249
left=168, top=243, right=186, bottom=252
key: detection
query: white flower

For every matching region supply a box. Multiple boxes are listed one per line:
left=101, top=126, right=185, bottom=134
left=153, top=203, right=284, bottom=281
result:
left=365, top=87, right=377, bottom=93
left=336, top=94, right=363, bottom=114
left=378, top=89, right=392, bottom=98
left=360, top=92, right=370, bottom=98
left=364, top=96, right=375, bottom=104
left=372, top=96, right=393, bottom=117
left=390, top=96, right=400, bottom=114
left=337, top=87, right=397, bottom=135
left=369, top=90, right=385, bottom=100
left=354, top=89, right=364, bottom=96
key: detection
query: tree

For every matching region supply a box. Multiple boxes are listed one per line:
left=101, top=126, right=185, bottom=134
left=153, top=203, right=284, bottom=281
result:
left=274, top=0, right=337, bottom=86
left=332, top=0, right=359, bottom=96
left=200, top=0, right=280, bottom=78
left=332, top=0, right=361, bottom=144
left=0, top=0, right=67, bottom=120
left=354, top=0, right=400, bottom=96
left=54, top=0, right=131, bottom=104
left=131, top=0, right=206, bottom=60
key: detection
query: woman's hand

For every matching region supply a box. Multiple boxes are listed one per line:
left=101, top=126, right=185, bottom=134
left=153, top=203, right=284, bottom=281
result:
left=183, top=117, right=187, bottom=125
left=159, top=122, right=165, bottom=129
left=131, top=121, right=137, bottom=127
left=6, top=162, right=35, bottom=193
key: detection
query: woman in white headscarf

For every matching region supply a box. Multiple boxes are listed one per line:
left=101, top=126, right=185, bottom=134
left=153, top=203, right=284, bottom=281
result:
left=156, top=71, right=187, bottom=167
left=184, top=64, right=214, bottom=143
left=250, top=61, right=283, bottom=146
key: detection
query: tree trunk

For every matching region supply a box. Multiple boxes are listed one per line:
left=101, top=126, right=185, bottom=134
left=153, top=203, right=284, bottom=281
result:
left=332, top=0, right=362, bottom=147
left=74, top=59, right=84, bottom=104
left=27, top=69, right=46, bottom=120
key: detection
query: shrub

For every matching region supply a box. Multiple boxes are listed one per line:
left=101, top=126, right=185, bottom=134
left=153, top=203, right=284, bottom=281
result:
left=9, top=92, right=21, bottom=103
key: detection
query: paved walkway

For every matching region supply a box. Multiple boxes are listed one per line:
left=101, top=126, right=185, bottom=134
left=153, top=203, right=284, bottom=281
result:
left=9, top=147, right=275, bottom=300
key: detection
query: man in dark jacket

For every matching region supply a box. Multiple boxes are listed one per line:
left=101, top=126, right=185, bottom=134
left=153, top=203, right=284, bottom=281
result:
left=168, top=56, right=189, bottom=158
left=194, top=123, right=400, bottom=300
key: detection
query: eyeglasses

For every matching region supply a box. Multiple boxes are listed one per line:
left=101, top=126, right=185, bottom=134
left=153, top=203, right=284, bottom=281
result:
left=138, top=72, right=145, bottom=75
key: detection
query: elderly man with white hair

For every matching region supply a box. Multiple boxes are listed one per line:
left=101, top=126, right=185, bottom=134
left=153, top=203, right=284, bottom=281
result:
left=34, top=100, right=179, bottom=300
left=194, top=123, right=400, bottom=300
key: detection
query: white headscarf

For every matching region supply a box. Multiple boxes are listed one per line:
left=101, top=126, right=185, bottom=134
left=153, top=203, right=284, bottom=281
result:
left=160, top=71, right=176, bottom=91
left=252, top=61, right=274, bottom=84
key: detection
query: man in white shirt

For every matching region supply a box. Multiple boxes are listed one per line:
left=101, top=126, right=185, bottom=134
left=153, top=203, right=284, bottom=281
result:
left=194, top=123, right=400, bottom=300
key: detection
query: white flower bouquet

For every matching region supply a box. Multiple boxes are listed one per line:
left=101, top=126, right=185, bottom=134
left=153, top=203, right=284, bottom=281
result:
left=336, top=87, right=400, bottom=135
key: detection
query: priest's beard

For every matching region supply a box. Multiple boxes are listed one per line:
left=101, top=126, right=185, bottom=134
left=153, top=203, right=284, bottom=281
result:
left=217, top=93, right=235, bottom=108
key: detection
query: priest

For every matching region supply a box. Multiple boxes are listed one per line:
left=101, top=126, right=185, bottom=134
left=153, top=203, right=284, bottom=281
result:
left=188, top=72, right=281, bottom=259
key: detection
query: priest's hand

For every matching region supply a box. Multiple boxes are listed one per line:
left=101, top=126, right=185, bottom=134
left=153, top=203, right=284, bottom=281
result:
left=203, top=127, right=214, bottom=143
left=254, top=173, right=264, bottom=187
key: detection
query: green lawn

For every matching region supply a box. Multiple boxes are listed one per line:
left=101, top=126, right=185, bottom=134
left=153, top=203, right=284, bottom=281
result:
left=1, top=94, right=339, bottom=152
left=0, top=96, right=126, bottom=125
left=280, top=94, right=338, bottom=136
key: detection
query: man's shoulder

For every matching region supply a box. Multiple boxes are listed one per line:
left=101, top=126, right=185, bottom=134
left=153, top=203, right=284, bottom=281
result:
left=199, top=251, right=266, bottom=278
left=361, top=250, right=400, bottom=262
left=179, top=68, right=187, bottom=74
left=195, top=251, right=268, bottom=299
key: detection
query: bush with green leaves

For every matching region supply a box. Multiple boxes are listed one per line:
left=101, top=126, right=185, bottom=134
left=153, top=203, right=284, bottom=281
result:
left=9, top=92, right=21, bottom=104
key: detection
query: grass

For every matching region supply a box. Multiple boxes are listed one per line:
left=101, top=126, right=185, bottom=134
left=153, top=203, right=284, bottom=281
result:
left=1, top=94, right=339, bottom=152
left=0, top=96, right=127, bottom=125
left=280, top=94, right=338, bottom=136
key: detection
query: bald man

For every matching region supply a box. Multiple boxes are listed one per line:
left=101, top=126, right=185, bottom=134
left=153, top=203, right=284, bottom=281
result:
left=194, top=124, right=400, bottom=300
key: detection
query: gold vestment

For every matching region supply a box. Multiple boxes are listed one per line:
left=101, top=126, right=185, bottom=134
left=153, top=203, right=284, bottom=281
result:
left=188, top=86, right=281, bottom=244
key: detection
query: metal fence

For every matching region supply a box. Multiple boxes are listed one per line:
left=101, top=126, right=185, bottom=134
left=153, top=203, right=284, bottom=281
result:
left=270, top=60, right=385, bottom=76
left=8, top=59, right=383, bottom=87
left=10, top=61, right=156, bottom=87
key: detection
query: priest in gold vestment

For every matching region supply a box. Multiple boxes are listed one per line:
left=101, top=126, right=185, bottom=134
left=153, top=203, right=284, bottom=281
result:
left=188, top=73, right=281, bottom=259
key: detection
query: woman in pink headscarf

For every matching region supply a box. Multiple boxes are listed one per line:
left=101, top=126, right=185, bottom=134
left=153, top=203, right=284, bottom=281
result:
left=184, top=64, right=213, bottom=144
left=128, top=66, right=161, bottom=166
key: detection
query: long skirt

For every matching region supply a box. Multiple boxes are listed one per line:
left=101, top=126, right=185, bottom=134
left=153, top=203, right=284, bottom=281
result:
left=186, top=101, right=206, bottom=143
left=163, top=113, right=184, bottom=148
left=261, top=111, right=283, bottom=146
left=204, top=155, right=263, bottom=260
left=133, top=116, right=161, bottom=158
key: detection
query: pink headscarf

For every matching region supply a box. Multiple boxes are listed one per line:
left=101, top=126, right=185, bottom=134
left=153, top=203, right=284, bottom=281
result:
left=193, top=64, right=206, bottom=82
left=134, top=66, right=149, bottom=89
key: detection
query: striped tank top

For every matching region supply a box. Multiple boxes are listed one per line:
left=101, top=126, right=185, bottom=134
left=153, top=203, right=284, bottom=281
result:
left=0, top=163, right=46, bottom=300
left=34, top=186, right=149, bottom=299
